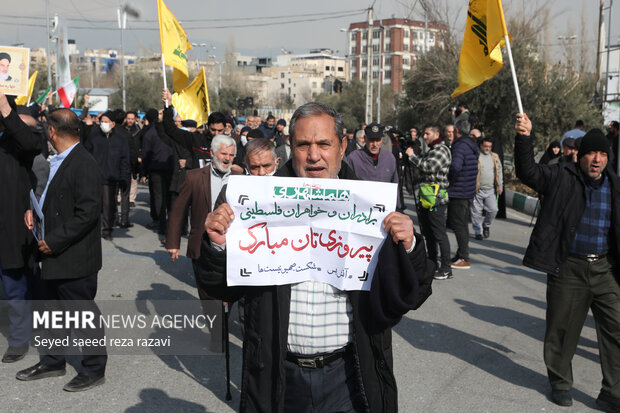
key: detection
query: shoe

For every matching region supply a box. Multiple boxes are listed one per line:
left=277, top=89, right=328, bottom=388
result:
left=450, top=254, right=461, bottom=263
left=597, top=392, right=620, bottom=413
left=475, top=234, right=483, bottom=240
left=102, top=234, right=113, bottom=241
left=63, top=372, right=105, bottom=392
left=434, top=269, right=453, bottom=280
left=483, top=226, right=490, bottom=238
left=2, top=346, right=28, bottom=363
left=16, top=362, right=66, bottom=381
left=550, top=389, right=572, bottom=407
left=451, top=258, right=471, bottom=269
left=129, top=202, right=136, bottom=207
left=120, top=222, right=134, bottom=229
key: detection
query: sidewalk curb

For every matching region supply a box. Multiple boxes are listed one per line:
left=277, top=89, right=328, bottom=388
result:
left=505, top=189, right=539, bottom=216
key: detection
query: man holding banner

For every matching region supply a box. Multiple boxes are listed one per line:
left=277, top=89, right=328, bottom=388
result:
left=197, top=102, right=435, bottom=412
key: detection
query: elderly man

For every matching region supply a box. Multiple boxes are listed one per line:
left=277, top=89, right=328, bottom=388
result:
left=197, top=102, right=434, bottom=412
left=444, top=124, right=455, bottom=147
left=515, top=113, right=620, bottom=411
left=0, top=52, right=13, bottom=81
left=347, top=122, right=402, bottom=211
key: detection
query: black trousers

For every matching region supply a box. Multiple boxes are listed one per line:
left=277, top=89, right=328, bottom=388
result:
left=149, top=171, right=172, bottom=235
left=102, top=184, right=118, bottom=236
left=447, top=198, right=472, bottom=261
left=39, top=272, right=107, bottom=377
left=545, top=255, right=620, bottom=398
left=114, top=181, right=130, bottom=225
left=283, top=348, right=363, bottom=413
left=417, top=203, right=451, bottom=270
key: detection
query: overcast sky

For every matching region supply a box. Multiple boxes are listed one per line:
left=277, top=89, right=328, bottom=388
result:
left=1, top=0, right=618, bottom=64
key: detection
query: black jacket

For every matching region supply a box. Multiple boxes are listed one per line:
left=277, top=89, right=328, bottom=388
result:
left=140, top=124, right=174, bottom=175
left=85, top=126, right=130, bottom=185
left=0, top=109, right=42, bottom=269
left=195, top=159, right=435, bottom=412
left=162, top=106, right=212, bottom=169
left=515, top=134, right=620, bottom=275
left=40, top=144, right=102, bottom=279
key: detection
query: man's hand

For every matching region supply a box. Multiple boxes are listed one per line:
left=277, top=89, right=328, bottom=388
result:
left=0, top=91, right=11, bottom=118
left=405, top=147, right=414, bottom=157
left=205, top=203, right=235, bottom=246
left=24, top=209, right=34, bottom=230
left=162, top=88, right=172, bottom=104
left=230, top=164, right=244, bottom=175
left=515, top=113, right=532, bottom=136
left=83, top=94, right=90, bottom=107
left=167, top=248, right=180, bottom=262
left=498, top=188, right=503, bottom=196
left=140, top=176, right=147, bottom=184
left=38, top=240, right=52, bottom=254
left=383, top=212, right=415, bottom=251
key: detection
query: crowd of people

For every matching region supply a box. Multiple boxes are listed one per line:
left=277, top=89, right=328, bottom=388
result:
left=1, top=88, right=620, bottom=412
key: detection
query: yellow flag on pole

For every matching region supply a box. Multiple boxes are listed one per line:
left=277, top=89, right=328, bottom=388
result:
left=157, top=0, right=192, bottom=92
left=171, top=68, right=210, bottom=125
left=451, top=0, right=511, bottom=98
left=15, top=71, right=38, bottom=106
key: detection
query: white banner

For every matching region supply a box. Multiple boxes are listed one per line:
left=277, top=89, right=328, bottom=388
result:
left=225, top=176, right=397, bottom=291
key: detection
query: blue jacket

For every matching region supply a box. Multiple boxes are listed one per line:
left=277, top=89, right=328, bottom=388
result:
left=448, top=136, right=479, bottom=199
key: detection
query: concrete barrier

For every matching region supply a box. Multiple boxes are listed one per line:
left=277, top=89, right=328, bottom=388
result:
left=505, top=189, right=540, bottom=216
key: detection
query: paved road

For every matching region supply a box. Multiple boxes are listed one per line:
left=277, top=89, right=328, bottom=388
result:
left=0, top=187, right=606, bottom=412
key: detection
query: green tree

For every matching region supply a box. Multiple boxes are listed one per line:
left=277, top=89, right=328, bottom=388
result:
left=109, top=70, right=171, bottom=111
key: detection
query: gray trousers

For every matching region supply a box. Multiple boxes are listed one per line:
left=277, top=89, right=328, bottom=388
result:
left=470, top=188, right=498, bottom=235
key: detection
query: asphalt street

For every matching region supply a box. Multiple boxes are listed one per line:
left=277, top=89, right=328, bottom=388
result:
left=0, top=185, right=608, bottom=412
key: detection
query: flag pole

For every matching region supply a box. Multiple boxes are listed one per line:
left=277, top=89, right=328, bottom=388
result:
left=496, top=0, right=523, bottom=114
left=161, top=53, right=169, bottom=108
left=503, top=35, right=523, bottom=115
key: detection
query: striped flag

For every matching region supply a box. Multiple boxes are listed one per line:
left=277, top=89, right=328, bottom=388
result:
left=57, top=76, right=79, bottom=108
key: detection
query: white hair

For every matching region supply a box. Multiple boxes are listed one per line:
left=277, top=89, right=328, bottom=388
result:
left=211, top=134, right=237, bottom=155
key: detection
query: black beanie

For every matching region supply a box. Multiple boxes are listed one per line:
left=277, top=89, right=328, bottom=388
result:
left=145, top=108, right=158, bottom=124
left=577, top=128, right=610, bottom=159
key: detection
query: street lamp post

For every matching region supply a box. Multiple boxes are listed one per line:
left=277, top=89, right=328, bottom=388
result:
left=377, top=25, right=383, bottom=124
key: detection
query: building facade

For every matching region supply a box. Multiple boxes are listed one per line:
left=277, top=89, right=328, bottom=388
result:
left=348, top=18, right=446, bottom=92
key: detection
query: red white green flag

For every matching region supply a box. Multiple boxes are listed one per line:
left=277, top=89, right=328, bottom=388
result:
left=57, top=76, right=79, bottom=108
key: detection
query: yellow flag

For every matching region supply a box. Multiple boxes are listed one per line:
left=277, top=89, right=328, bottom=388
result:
left=171, top=68, right=210, bottom=126
left=15, top=71, right=38, bottom=106
left=157, top=0, right=192, bottom=92
left=451, top=0, right=510, bottom=98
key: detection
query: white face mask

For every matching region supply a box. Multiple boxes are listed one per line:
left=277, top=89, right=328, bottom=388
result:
left=240, top=135, right=248, bottom=147
left=100, top=122, right=113, bottom=134
left=265, top=162, right=279, bottom=176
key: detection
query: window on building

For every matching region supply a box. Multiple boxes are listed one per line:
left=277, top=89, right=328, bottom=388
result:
left=385, top=70, right=391, bottom=79
left=403, top=57, right=409, bottom=65
left=363, top=46, right=367, bottom=53
left=312, top=81, right=317, bottom=88
left=351, top=32, right=356, bottom=41
left=281, top=83, right=285, bottom=89
left=351, top=46, right=356, bottom=54
left=385, top=29, right=390, bottom=38
left=288, top=78, right=291, bottom=84
left=373, top=29, right=381, bottom=39
left=372, top=71, right=378, bottom=79
left=413, top=31, right=418, bottom=39
left=385, top=56, right=391, bottom=65
left=372, top=57, right=379, bottom=66
left=326, top=65, right=330, bottom=71
left=385, top=42, right=391, bottom=51
left=362, top=58, right=367, bottom=67
left=294, top=83, right=296, bottom=87
left=337, top=66, right=343, bottom=72
left=280, top=72, right=284, bottom=78
left=372, top=44, right=380, bottom=52
left=404, top=43, right=409, bottom=51
left=362, top=31, right=367, bottom=40
left=413, top=45, right=419, bottom=52
left=404, top=29, right=409, bottom=38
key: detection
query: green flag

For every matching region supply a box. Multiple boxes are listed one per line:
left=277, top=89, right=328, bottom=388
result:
left=35, top=86, right=52, bottom=104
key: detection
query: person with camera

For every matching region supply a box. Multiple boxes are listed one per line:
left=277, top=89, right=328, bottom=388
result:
left=406, top=124, right=453, bottom=279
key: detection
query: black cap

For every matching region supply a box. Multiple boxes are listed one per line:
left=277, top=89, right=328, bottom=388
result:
left=277, top=119, right=286, bottom=126
left=181, top=119, right=197, bottom=128
left=365, top=122, right=384, bottom=139
left=562, top=138, right=576, bottom=149
left=0, top=52, right=10, bottom=62
left=145, top=108, right=158, bottom=123
left=577, top=128, right=610, bottom=159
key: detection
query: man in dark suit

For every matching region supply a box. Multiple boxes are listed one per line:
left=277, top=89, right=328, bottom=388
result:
left=0, top=92, right=42, bottom=363
left=19, top=108, right=107, bottom=392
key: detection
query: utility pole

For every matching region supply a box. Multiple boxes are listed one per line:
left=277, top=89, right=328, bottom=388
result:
left=45, top=0, right=53, bottom=97
left=604, top=0, right=613, bottom=103
left=364, top=7, right=373, bottom=124
left=118, top=4, right=127, bottom=111
left=377, top=24, right=383, bottom=124
left=595, top=0, right=604, bottom=98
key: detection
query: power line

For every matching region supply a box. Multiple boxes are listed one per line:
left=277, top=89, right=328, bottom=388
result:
left=1, top=8, right=366, bottom=24
left=0, top=11, right=363, bottom=31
